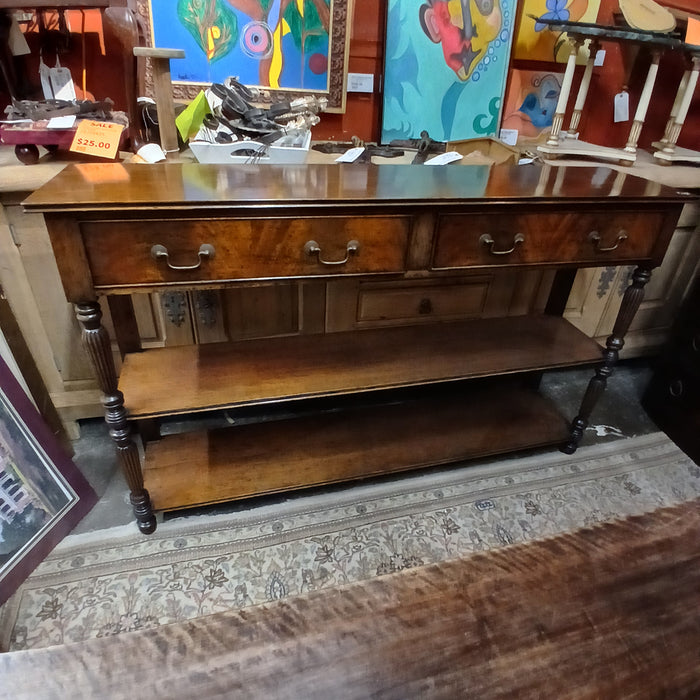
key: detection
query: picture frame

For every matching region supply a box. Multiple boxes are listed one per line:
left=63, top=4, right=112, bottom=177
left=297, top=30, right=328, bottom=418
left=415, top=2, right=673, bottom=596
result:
left=0, top=355, right=96, bottom=607
left=136, top=0, right=354, bottom=113
left=381, top=0, right=518, bottom=144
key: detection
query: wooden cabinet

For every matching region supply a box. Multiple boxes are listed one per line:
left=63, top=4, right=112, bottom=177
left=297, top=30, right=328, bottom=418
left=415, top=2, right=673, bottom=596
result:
left=24, top=161, right=690, bottom=534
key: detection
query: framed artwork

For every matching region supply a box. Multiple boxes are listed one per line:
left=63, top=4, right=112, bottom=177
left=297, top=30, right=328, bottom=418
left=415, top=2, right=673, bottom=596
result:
left=0, top=355, right=96, bottom=606
left=501, top=69, right=563, bottom=138
left=381, top=0, right=517, bottom=144
left=138, top=0, right=354, bottom=112
left=513, top=0, right=602, bottom=63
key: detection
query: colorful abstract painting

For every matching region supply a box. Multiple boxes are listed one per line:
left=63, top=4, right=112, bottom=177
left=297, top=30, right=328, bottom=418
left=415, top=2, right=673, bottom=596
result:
left=148, top=0, right=332, bottom=92
left=501, top=69, right=563, bottom=138
left=513, top=0, right=602, bottom=63
left=381, top=0, right=518, bottom=144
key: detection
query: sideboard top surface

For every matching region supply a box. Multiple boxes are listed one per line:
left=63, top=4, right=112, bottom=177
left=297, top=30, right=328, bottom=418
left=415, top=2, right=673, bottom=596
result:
left=23, top=162, right=692, bottom=213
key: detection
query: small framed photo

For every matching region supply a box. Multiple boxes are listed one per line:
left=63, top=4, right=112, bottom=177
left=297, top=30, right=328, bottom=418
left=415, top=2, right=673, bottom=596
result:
left=0, top=355, right=97, bottom=606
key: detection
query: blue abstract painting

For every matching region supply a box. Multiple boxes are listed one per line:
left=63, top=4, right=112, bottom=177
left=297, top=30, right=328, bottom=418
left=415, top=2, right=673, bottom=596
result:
left=381, top=0, right=517, bottom=143
left=148, top=0, right=330, bottom=91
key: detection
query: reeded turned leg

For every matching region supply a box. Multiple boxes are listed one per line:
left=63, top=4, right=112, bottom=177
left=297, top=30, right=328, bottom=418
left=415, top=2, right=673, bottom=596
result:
left=562, top=266, right=652, bottom=454
left=76, top=301, right=156, bottom=534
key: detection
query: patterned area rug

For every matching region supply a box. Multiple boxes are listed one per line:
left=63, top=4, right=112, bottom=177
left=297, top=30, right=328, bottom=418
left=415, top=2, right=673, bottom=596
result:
left=1, top=432, right=699, bottom=652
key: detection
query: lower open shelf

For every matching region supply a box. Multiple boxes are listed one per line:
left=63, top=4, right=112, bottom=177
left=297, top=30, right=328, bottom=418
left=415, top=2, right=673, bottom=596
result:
left=143, top=383, right=572, bottom=512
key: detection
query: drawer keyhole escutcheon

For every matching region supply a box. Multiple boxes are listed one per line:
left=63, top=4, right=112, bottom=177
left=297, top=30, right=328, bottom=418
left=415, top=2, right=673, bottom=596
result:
left=151, top=243, right=215, bottom=271
left=479, top=232, right=525, bottom=255
left=589, top=230, right=628, bottom=252
left=304, top=239, right=360, bottom=265
left=418, top=298, right=433, bottom=315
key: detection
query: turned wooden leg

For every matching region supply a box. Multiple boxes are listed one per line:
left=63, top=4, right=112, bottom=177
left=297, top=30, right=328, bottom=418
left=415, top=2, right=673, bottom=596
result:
left=76, top=301, right=156, bottom=534
left=562, top=266, right=652, bottom=454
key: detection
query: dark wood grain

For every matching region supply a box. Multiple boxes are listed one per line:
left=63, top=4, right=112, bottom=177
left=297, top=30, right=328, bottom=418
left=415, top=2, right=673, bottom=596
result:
left=143, top=385, right=569, bottom=510
left=81, top=215, right=411, bottom=288
left=118, top=316, right=602, bottom=419
left=432, top=209, right=666, bottom=268
left=23, top=163, right=689, bottom=212
left=3, top=499, right=699, bottom=699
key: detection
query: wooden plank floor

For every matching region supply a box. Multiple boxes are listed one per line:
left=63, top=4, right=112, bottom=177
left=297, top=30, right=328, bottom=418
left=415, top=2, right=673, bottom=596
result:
left=119, top=315, right=602, bottom=419
left=3, top=499, right=700, bottom=699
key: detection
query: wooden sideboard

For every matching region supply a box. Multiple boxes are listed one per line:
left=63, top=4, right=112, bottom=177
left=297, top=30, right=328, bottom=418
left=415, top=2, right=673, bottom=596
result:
left=24, top=162, right=690, bottom=533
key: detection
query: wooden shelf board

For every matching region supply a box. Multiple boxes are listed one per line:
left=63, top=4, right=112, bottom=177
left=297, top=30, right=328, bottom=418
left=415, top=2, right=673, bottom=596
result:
left=120, top=315, right=602, bottom=419
left=143, top=385, right=571, bottom=512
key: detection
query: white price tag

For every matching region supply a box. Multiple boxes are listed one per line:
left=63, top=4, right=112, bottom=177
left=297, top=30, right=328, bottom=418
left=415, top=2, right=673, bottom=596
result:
left=47, top=115, right=76, bottom=129
left=424, top=151, right=463, bottom=165
left=335, top=147, right=365, bottom=163
left=614, top=91, right=629, bottom=123
left=499, top=128, right=519, bottom=146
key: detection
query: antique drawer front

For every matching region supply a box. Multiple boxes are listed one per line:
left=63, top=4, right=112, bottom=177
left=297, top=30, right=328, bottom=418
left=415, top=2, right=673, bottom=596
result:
left=82, top=217, right=410, bottom=287
left=432, top=211, right=663, bottom=269
left=357, top=278, right=490, bottom=325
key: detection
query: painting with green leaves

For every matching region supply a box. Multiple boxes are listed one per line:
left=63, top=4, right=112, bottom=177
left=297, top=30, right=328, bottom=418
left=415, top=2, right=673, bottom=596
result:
left=381, top=0, right=517, bottom=143
left=147, top=0, right=351, bottom=109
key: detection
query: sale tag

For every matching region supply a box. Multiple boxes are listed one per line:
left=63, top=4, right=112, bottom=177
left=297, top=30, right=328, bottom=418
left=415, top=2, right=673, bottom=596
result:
left=70, top=120, right=125, bottom=159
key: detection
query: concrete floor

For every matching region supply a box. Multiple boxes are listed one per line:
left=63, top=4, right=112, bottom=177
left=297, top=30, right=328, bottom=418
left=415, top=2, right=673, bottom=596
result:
left=69, top=359, right=661, bottom=535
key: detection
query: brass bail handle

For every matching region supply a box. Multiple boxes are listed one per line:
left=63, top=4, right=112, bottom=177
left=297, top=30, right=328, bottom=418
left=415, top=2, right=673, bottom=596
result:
left=151, top=243, right=215, bottom=270
left=304, top=239, right=360, bottom=265
left=589, top=230, right=628, bottom=252
left=479, top=233, right=525, bottom=255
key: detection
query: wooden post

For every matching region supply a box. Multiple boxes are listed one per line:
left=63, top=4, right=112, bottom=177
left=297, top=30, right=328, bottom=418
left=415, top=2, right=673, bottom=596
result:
left=133, top=47, right=186, bottom=158
left=546, top=38, right=581, bottom=147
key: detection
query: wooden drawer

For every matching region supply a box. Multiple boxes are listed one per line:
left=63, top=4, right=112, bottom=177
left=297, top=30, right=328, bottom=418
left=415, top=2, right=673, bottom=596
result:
left=356, top=278, right=490, bottom=324
left=81, top=216, right=410, bottom=288
left=432, top=210, right=665, bottom=269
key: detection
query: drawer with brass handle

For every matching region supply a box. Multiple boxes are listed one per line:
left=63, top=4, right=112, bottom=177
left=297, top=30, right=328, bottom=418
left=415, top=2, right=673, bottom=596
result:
left=432, top=210, right=665, bottom=269
left=81, top=216, right=410, bottom=289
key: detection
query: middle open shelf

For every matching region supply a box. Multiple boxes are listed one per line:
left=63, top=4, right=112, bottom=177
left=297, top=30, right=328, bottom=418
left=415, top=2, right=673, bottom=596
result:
left=119, top=315, right=603, bottom=420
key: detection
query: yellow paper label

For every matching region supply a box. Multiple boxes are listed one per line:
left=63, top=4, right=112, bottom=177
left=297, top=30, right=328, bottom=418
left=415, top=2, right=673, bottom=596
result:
left=70, top=120, right=124, bottom=159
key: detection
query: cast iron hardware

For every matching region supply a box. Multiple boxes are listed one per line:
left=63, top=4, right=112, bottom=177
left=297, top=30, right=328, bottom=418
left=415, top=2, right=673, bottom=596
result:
left=479, top=233, right=525, bottom=255
left=151, top=244, right=215, bottom=271
left=304, top=240, right=360, bottom=265
left=589, top=230, right=628, bottom=252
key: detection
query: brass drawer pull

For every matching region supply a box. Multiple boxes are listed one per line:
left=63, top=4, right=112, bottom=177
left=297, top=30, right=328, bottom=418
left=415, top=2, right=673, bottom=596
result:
left=304, top=239, right=360, bottom=265
left=589, top=230, right=628, bottom=252
left=479, top=232, right=524, bottom=255
left=151, top=243, right=215, bottom=271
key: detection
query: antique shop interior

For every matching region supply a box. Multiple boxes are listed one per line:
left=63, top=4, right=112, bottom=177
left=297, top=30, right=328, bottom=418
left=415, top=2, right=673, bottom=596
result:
left=1, top=0, right=700, bottom=695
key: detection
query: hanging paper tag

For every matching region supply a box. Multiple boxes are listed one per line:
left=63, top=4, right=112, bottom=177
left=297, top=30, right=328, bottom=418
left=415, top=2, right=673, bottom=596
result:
left=614, top=91, right=629, bottom=123
left=70, top=120, right=125, bottom=159
left=49, top=58, right=77, bottom=101
left=8, top=14, right=30, bottom=56
left=39, top=56, right=53, bottom=100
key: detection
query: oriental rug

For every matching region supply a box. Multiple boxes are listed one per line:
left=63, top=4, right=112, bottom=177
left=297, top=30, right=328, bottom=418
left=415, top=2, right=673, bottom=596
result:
left=1, top=432, right=699, bottom=654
